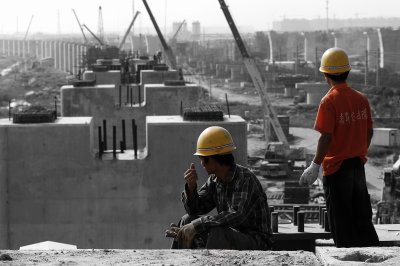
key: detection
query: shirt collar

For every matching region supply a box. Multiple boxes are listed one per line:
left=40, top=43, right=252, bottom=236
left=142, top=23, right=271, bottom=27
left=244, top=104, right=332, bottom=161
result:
left=329, top=82, right=350, bottom=93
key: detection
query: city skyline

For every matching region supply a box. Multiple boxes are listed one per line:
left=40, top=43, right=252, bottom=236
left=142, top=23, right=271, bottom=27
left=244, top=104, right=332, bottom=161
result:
left=1, top=0, right=400, bottom=35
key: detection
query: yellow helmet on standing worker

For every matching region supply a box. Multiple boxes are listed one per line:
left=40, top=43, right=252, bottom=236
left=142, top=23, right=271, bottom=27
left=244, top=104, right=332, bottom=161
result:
left=194, top=126, right=236, bottom=156
left=319, top=48, right=351, bottom=74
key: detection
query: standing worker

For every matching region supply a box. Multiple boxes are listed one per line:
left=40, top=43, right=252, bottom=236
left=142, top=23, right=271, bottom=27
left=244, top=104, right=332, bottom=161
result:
left=299, top=48, right=379, bottom=247
left=166, top=126, right=272, bottom=250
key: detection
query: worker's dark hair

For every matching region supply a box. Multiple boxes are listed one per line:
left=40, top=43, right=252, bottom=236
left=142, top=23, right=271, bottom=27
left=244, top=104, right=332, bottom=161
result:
left=324, top=71, right=349, bottom=82
left=199, top=153, right=235, bottom=167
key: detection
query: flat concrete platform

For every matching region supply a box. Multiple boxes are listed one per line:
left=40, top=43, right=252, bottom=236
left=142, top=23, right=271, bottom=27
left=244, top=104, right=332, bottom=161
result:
left=0, top=249, right=321, bottom=265
left=316, top=247, right=400, bottom=265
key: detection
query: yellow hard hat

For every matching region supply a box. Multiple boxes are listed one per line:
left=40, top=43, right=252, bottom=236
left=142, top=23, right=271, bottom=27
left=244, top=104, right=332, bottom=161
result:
left=319, top=48, right=351, bottom=74
left=194, top=126, right=236, bottom=156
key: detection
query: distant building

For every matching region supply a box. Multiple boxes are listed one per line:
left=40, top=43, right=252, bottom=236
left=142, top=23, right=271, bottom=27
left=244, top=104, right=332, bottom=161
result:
left=272, top=18, right=400, bottom=32
left=192, top=21, right=201, bottom=41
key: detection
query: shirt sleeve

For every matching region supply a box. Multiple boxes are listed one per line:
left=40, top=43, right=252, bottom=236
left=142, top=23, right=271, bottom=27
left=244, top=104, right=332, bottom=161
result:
left=181, top=177, right=216, bottom=216
left=191, top=176, right=255, bottom=234
left=314, top=96, right=335, bottom=134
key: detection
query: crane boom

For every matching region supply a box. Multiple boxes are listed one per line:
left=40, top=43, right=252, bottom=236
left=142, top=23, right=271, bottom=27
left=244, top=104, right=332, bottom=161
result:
left=217, top=0, right=289, bottom=146
left=82, top=24, right=104, bottom=46
left=24, top=15, right=34, bottom=41
left=142, top=0, right=177, bottom=69
left=119, top=11, right=140, bottom=50
left=171, top=20, right=186, bottom=42
left=72, top=9, right=88, bottom=44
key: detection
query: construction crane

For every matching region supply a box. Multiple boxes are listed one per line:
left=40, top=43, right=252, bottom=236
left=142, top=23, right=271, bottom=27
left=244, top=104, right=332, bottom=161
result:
left=24, top=15, right=34, bottom=41
left=170, top=20, right=186, bottom=43
left=119, top=11, right=140, bottom=50
left=82, top=24, right=104, bottom=46
left=97, top=6, right=105, bottom=44
left=72, top=9, right=88, bottom=44
left=217, top=0, right=288, bottom=146
left=142, top=0, right=177, bottom=69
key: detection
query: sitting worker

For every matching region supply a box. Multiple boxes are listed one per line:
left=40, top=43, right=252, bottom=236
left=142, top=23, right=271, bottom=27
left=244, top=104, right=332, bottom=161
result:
left=166, top=126, right=272, bottom=249
left=299, top=47, right=379, bottom=247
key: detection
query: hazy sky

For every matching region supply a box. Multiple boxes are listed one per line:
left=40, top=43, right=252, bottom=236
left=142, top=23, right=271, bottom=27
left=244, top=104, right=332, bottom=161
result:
left=1, top=0, right=400, bottom=35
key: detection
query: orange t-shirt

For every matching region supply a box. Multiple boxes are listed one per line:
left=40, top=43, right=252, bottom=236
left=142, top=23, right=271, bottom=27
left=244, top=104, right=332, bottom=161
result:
left=314, top=83, right=372, bottom=176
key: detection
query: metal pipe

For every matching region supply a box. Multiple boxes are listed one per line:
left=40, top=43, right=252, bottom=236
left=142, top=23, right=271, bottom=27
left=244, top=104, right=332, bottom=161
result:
left=225, top=93, right=230, bottom=118
left=324, top=211, right=330, bottom=232
left=321, top=208, right=326, bottom=228
left=8, top=100, right=11, bottom=121
left=113, top=126, right=117, bottom=159
left=319, top=206, right=324, bottom=225
left=132, top=119, right=138, bottom=159
left=293, top=206, right=300, bottom=226
left=98, top=126, right=103, bottom=158
left=120, top=141, right=124, bottom=153
left=297, top=211, right=304, bottom=232
left=54, top=96, right=57, bottom=119
left=180, top=101, right=183, bottom=116
left=103, top=120, right=107, bottom=150
left=138, top=85, right=141, bottom=107
left=126, top=85, right=129, bottom=106
left=122, top=119, right=126, bottom=150
left=130, top=86, right=133, bottom=106
left=119, top=85, right=122, bottom=107
left=271, top=212, right=278, bottom=233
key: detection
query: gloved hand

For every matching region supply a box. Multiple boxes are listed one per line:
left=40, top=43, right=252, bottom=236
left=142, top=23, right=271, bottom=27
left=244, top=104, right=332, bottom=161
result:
left=177, top=223, right=196, bottom=248
left=165, top=223, right=180, bottom=238
left=299, top=161, right=320, bottom=186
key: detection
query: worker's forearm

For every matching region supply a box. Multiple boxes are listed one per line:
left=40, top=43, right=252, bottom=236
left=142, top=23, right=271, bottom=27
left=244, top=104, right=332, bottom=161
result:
left=313, top=133, right=332, bottom=165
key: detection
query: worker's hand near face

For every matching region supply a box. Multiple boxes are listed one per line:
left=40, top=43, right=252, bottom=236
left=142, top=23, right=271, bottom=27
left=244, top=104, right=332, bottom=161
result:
left=177, top=223, right=196, bottom=249
left=299, top=161, right=321, bottom=186
left=184, top=163, right=198, bottom=196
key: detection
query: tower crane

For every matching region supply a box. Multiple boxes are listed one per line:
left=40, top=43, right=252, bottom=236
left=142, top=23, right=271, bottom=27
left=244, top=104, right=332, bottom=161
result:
left=142, top=0, right=177, bottom=69
left=217, top=0, right=289, bottom=146
left=119, top=11, right=140, bottom=50
left=72, top=9, right=88, bottom=44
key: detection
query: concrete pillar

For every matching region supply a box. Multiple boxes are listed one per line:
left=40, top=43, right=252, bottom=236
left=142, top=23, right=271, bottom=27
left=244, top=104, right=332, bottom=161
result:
left=12, top=39, right=16, bottom=56
left=22, top=40, right=26, bottom=59
left=67, top=43, right=72, bottom=74
left=63, top=42, right=67, bottom=72
left=53, top=41, right=58, bottom=69
left=17, top=39, right=21, bottom=57
left=41, top=40, right=45, bottom=59
left=50, top=41, right=56, bottom=68
left=35, top=40, right=39, bottom=58
left=57, top=42, right=63, bottom=70
left=71, top=43, right=76, bottom=76
left=7, top=40, right=11, bottom=56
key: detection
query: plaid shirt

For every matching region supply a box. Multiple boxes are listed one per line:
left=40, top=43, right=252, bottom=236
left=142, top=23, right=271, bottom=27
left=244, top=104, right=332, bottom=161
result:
left=182, top=164, right=272, bottom=246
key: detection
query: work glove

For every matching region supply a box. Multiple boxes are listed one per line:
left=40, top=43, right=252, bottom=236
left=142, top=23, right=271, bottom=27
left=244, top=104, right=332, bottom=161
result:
left=165, top=223, right=180, bottom=238
left=177, top=223, right=196, bottom=249
left=299, top=161, right=320, bottom=186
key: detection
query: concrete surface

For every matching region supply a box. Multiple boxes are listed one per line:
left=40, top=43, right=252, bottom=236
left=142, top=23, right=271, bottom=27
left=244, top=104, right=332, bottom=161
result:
left=60, top=83, right=202, bottom=150
left=316, top=247, right=400, bottom=265
left=0, top=115, right=247, bottom=249
left=0, top=249, right=321, bottom=265
left=83, top=70, right=121, bottom=85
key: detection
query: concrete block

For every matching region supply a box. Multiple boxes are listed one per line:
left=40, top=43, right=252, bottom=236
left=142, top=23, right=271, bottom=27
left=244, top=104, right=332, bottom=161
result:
left=20, top=241, right=77, bottom=250
left=83, top=70, right=121, bottom=85
left=140, top=70, right=179, bottom=85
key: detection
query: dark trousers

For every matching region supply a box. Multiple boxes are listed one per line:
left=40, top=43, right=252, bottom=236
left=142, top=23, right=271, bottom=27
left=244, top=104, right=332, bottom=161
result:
left=171, top=214, right=262, bottom=250
left=323, top=157, right=380, bottom=247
